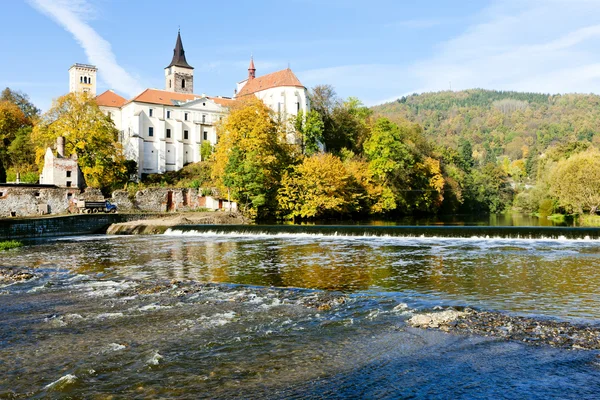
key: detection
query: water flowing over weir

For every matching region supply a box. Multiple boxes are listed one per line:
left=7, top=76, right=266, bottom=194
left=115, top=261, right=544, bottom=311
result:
left=166, top=224, right=600, bottom=240
left=3, top=225, right=600, bottom=397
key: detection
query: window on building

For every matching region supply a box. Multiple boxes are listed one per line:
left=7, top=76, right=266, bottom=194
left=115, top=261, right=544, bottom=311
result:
left=169, top=80, right=172, bottom=88
left=84, top=77, right=87, bottom=84
left=202, top=114, right=206, bottom=123
left=66, top=181, right=72, bottom=188
left=297, top=102, right=300, bottom=112
left=184, top=112, right=188, bottom=121
left=182, top=79, right=186, bottom=89
left=203, top=131, right=208, bottom=140
left=149, top=108, right=153, bottom=117
left=66, top=171, right=71, bottom=178
left=166, top=128, right=171, bottom=138
left=89, top=77, right=92, bottom=84
left=167, top=110, right=171, bottom=118
left=184, top=130, right=189, bottom=140
left=80, top=77, right=83, bottom=83
left=149, top=127, right=154, bottom=137
left=203, top=102, right=206, bottom=106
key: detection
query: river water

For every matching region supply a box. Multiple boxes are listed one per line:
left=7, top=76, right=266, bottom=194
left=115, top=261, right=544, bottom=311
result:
left=2, top=225, right=600, bottom=398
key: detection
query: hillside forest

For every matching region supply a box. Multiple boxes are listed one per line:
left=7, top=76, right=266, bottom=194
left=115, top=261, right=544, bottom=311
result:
left=1, top=86, right=600, bottom=221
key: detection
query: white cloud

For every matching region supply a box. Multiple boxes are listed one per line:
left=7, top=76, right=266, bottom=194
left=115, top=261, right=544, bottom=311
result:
left=410, top=0, right=600, bottom=96
left=27, top=0, right=143, bottom=97
left=301, top=0, right=600, bottom=105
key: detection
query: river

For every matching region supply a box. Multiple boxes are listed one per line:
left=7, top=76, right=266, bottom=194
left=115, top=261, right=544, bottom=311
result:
left=2, top=225, right=600, bottom=398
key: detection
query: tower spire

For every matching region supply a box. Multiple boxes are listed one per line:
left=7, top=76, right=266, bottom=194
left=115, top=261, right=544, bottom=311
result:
left=248, top=55, right=256, bottom=80
left=167, top=30, right=193, bottom=69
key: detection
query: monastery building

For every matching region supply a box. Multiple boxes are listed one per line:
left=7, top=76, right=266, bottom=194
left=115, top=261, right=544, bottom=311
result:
left=69, top=31, right=309, bottom=177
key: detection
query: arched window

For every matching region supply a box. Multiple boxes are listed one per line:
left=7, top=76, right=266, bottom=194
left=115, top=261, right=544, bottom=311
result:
left=89, top=77, right=92, bottom=84
left=80, top=76, right=83, bottom=83
left=182, top=79, right=186, bottom=89
left=84, top=76, right=88, bottom=84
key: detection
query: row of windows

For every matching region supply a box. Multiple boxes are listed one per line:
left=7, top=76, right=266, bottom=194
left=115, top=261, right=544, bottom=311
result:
left=80, top=76, right=92, bottom=84
left=149, top=127, right=208, bottom=140
left=148, top=108, right=211, bottom=122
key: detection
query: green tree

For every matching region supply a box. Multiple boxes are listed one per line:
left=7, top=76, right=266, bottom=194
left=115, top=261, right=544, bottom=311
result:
left=363, top=117, right=445, bottom=214
left=458, top=138, right=474, bottom=170
left=200, top=141, right=213, bottom=161
left=8, top=126, right=37, bottom=181
left=0, top=101, right=30, bottom=182
left=293, top=110, right=324, bottom=156
left=467, top=163, right=514, bottom=213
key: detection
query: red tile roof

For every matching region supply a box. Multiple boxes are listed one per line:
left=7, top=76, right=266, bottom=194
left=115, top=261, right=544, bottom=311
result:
left=96, top=90, right=127, bottom=108
left=209, top=96, right=236, bottom=107
left=125, top=88, right=234, bottom=108
left=237, top=68, right=304, bottom=97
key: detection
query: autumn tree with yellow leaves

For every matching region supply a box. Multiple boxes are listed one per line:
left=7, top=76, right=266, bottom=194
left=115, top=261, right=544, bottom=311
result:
left=212, top=97, right=292, bottom=219
left=31, top=92, right=130, bottom=193
left=549, top=148, right=600, bottom=215
left=278, top=153, right=357, bottom=220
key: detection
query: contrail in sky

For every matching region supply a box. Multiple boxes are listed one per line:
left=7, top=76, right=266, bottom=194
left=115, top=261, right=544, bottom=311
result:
left=28, top=0, right=143, bottom=97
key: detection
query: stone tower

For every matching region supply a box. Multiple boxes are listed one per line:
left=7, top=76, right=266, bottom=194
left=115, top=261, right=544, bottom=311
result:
left=165, top=30, right=194, bottom=94
left=69, top=63, right=97, bottom=96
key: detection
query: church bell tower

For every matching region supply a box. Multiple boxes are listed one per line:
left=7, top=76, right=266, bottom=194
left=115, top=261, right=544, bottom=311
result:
left=69, top=63, right=97, bottom=96
left=165, top=30, right=194, bottom=94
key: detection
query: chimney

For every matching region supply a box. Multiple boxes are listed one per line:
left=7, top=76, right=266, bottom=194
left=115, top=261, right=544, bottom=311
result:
left=57, top=136, right=65, bottom=158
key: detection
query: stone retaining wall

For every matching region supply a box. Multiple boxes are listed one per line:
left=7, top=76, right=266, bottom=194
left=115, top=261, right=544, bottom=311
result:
left=112, top=188, right=235, bottom=213
left=0, top=186, right=103, bottom=217
left=0, top=185, right=235, bottom=218
left=0, top=213, right=163, bottom=240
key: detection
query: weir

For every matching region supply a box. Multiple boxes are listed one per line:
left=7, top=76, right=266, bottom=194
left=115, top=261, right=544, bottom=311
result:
left=166, top=224, right=600, bottom=240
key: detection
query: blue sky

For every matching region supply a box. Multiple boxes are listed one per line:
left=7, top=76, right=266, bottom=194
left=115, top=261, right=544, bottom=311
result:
left=3, top=0, right=600, bottom=111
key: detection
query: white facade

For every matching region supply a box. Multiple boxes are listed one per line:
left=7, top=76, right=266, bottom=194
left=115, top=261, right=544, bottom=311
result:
left=253, top=86, right=308, bottom=121
left=111, top=95, right=227, bottom=176
left=69, top=64, right=97, bottom=96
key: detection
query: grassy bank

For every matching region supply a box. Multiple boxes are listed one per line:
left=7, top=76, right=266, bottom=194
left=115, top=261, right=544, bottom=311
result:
left=577, top=215, right=600, bottom=227
left=0, top=240, right=23, bottom=251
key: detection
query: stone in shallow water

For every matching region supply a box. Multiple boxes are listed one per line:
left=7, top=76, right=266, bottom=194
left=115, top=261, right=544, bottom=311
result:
left=407, top=309, right=468, bottom=328
left=408, top=308, right=600, bottom=350
left=0, top=267, right=35, bottom=284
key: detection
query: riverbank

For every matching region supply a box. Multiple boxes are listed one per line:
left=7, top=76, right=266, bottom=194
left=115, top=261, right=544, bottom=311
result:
left=105, top=211, right=248, bottom=235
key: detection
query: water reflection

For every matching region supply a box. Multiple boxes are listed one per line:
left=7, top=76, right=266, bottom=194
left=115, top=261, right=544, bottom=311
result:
left=7, top=233, right=600, bottom=320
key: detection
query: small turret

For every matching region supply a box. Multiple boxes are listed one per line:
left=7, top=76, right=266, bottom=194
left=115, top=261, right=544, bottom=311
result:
left=248, top=56, right=256, bottom=80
